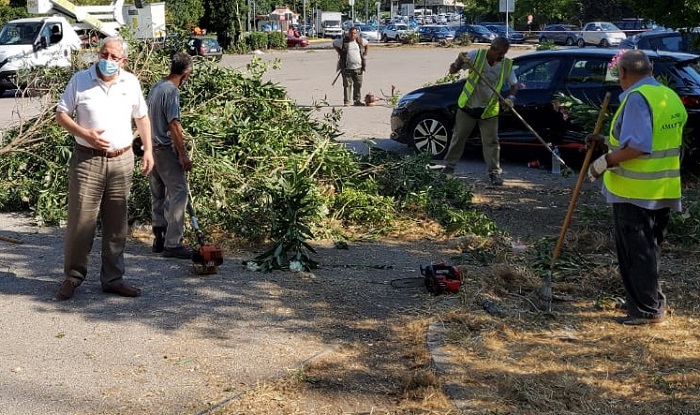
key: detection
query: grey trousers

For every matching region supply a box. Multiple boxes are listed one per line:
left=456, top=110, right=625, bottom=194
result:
left=64, top=148, right=134, bottom=286
left=444, top=109, right=501, bottom=175
left=149, top=145, right=189, bottom=249
left=342, top=68, right=363, bottom=104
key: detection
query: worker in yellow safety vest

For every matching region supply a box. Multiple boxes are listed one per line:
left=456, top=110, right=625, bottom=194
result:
left=442, top=37, right=518, bottom=185
left=588, top=49, right=687, bottom=326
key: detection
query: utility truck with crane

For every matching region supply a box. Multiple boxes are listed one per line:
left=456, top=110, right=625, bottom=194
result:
left=0, top=0, right=165, bottom=95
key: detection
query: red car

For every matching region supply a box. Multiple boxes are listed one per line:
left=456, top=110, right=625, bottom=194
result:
left=287, top=35, right=309, bottom=48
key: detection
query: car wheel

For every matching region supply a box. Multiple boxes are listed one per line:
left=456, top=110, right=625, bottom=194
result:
left=0, top=88, right=6, bottom=97
left=382, top=34, right=388, bottom=42
left=577, top=38, right=585, bottom=48
left=432, top=35, right=437, bottom=42
left=565, top=37, right=574, bottom=46
left=599, top=39, right=610, bottom=48
left=539, top=36, right=547, bottom=44
left=410, top=113, right=452, bottom=159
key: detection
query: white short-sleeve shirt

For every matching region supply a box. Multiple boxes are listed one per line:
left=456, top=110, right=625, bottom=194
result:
left=57, top=65, right=148, bottom=151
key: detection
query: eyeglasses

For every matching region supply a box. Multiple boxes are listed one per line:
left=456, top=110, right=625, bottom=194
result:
left=99, top=52, right=124, bottom=61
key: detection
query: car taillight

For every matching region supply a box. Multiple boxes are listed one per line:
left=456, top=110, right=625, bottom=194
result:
left=679, top=95, right=700, bottom=109
left=200, top=46, right=206, bottom=54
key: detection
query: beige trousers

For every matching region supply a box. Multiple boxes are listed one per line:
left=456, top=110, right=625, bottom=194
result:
left=444, top=108, right=502, bottom=175
left=64, top=148, right=134, bottom=286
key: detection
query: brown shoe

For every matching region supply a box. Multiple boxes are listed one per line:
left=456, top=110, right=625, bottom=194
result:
left=102, top=282, right=141, bottom=298
left=57, top=279, right=78, bottom=300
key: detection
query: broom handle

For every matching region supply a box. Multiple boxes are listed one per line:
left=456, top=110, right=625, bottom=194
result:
left=551, top=92, right=611, bottom=262
left=0, top=235, right=23, bottom=244
left=459, top=54, right=568, bottom=168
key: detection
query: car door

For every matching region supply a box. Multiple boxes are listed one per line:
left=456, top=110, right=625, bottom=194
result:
left=498, top=55, right=568, bottom=144
left=562, top=56, right=621, bottom=105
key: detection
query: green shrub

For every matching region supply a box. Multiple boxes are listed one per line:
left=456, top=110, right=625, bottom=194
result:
left=267, top=31, right=286, bottom=49
left=536, top=40, right=557, bottom=51
left=245, top=31, right=268, bottom=50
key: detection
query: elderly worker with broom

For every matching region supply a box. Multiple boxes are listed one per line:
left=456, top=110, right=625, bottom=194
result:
left=442, top=36, right=518, bottom=185
left=588, top=49, right=687, bottom=325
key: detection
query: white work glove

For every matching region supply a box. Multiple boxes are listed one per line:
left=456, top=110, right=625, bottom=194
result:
left=503, top=95, right=516, bottom=110
left=588, top=154, right=609, bottom=182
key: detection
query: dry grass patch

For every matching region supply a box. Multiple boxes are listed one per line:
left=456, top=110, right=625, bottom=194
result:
left=439, top=224, right=700, bottom=414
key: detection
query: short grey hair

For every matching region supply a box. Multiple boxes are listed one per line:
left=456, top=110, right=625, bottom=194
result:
left=490, top=36, right=510, bottom=52
left=100, top=36, right=129, bottom=58
left=618, top=49, right=652, bottom=76
left=171, top=51, right=193, bottom=75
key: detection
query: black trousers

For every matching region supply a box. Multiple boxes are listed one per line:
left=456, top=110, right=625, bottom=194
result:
left=613, top=203, right=669, bottom=319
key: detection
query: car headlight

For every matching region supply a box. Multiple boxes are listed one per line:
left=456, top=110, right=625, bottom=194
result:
left=396, top=91, right=425, bottom=110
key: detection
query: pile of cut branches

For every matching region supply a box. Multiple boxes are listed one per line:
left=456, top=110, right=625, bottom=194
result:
left=0, top=40, right=496, bottom=271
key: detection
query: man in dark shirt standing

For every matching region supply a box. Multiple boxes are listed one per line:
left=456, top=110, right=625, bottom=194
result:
left=148, top=52, right=194, bottom=259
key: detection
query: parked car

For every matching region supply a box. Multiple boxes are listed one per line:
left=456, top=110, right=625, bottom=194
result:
left=417, top=25, right=455, bottom=42
left=454, top=24, right=496, bottom=43
left=482, top=24, right=525, bottom=43
left=381, top=23, right=409, bottom=42
left=357, top=24, right=381, bottom=42
left=436, top=14, right=448, bottom=25
left=577, top=21, right=627, bottom=48
left=614, top=18, right=657, bottom=36
left=619, top=29, right=700, bottom=53
left=287, top=34, right=309, bottom=48
left=390, top=49, right=700, bottom=164
left=539, top=24, right=580, bottom=46
left=187, top=36, right=222, bottom=60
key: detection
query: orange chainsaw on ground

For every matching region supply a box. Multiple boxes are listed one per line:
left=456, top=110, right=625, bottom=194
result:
left=186, top=197, right=223, bottom=274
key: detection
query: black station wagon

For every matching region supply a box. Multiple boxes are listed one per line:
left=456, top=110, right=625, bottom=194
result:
left=390, top=49, right=700, bottom=163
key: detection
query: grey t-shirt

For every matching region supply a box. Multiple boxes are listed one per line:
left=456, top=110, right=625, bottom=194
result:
left=147, top=79, right=180, bottom=146
left=332, top=37, right=368, bottom=70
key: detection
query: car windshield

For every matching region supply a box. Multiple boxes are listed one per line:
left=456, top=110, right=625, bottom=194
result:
left=396, top=24, right=408, bottom=30
left=0, top=22, right=42, bottom=45
left=471, top=25, right=491, bottom=33
left=359, top=25, right=374, bottom=31
left=600, top=23, right=621, bottom=31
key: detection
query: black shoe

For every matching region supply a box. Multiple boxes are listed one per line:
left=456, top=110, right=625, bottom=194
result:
left=614, top=315, right=665, bottom=325
left=152, top=226, right=166, bottom=253
left=489, top=173, right=504, bottom=186
left=353, top=101, right=365, bottom=106
left=163, top=245, right=193, bottom=259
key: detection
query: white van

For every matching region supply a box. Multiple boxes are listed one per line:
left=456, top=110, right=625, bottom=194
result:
left=0, top=16, right=82, bottom=95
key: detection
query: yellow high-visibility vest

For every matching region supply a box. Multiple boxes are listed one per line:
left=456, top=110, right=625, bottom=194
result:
left=457, top=50, right=513, bottom=119
left=604, top=83, right=687, bottom=200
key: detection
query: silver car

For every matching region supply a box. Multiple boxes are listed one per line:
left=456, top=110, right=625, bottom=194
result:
left=577, top=21, right=627, bottom=48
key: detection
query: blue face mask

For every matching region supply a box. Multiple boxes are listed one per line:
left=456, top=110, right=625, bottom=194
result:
left=98, top=59, right=120, bottom=76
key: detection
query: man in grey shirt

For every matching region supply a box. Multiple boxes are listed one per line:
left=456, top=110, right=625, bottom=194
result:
left=148, top=52, right=194, bottom=259
left=333, top=27, right=369, bottom=106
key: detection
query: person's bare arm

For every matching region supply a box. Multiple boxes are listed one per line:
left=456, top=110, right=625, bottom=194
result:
left=168, top=119, right=192, bottom=172
left=134, top=115, right=154, bottom=175
left=605, top=145, right=645, bottom=167
left=56, top=111, right=110, bottom=150
left=449, top=54, right=465, bottom=74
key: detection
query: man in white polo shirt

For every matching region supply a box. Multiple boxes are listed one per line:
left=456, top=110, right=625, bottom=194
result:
left=55, top=36, right=154, bottom=300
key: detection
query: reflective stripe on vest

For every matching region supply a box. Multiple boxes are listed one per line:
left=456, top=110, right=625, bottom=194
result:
left=457, top=50, right=512, bottom=119
left=603, top=84, right=687, bottom=200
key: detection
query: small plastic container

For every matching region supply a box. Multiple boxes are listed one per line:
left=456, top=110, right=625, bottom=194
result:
left=551, top=146, right=561, bottom=174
